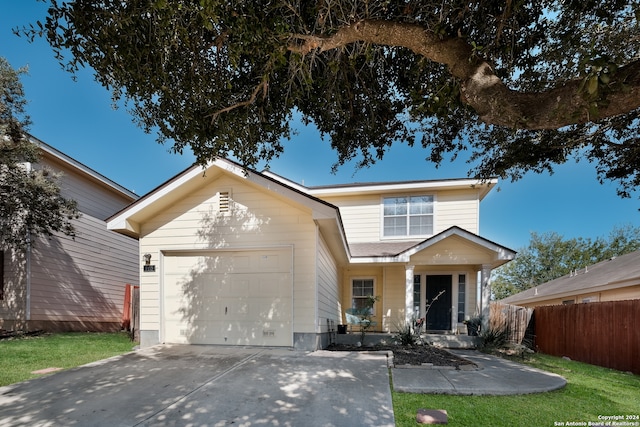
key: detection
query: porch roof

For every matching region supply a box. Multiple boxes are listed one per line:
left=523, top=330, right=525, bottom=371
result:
left=349, top=226, right=516, bottom=268
left=349, top=240, right=424, bottom=257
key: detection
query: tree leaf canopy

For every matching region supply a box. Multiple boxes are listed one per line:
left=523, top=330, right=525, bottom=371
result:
left=22, top=0, right=640, bottom=197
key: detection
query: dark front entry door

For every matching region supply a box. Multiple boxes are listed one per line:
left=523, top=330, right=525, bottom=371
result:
left=426, top=275, right=452, bottom=331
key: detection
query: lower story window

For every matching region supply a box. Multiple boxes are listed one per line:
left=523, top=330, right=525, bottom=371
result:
left=352, top=278, right=374, bottom=313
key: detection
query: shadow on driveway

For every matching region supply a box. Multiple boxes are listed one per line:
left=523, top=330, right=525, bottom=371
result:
left=0, top=345, right=394, bottom=427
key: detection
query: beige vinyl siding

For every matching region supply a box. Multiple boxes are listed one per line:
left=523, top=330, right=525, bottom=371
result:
left=322, top=188, right=480, bottom=243
left=317, top=233, right=340, bottom=332
left=410, top=236, right=497, bottom=266
left=381, top=265, right=407, bottom=332
left=435, top=190, right=479, bottom=234
left=41, top=157, right=135, bottom=220
left=138, top=174, right=318, bottom=335
left=29, top=213, right=139, bottom=323
left=321, top=194, right=381, bottom=243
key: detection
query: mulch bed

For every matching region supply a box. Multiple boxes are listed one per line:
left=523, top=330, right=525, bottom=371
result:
left=325, top=343, right=476, bottom=368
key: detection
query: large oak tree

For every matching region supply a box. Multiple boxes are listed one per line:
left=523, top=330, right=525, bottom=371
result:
left=24, top=1, right=640, bottom=196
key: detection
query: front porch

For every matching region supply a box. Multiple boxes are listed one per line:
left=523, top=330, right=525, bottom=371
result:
left=333, top=331, right=480, bottom=349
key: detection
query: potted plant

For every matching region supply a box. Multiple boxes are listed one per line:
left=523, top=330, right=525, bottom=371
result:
left=464, top=315, right=482, bottom=336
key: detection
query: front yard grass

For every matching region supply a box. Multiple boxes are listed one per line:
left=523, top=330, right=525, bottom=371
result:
left=0, top=332, right=135, bottom=387
left=392, top=352, right=640, bottom=426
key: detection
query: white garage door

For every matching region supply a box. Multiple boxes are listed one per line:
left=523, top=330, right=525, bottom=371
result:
left=163, top=249, right=293, bottom=347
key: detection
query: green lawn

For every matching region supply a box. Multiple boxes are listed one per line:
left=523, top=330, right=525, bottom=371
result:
left=0, top=332, right=136, bottom=387
left=392, top=353, right=640, bottom=427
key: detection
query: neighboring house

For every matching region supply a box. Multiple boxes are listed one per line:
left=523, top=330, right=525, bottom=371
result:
left=107, top=158, right=515, bottom=350
left=0, top=137, right=139, bottom=332
left=500, top=250, right=640, bottom=308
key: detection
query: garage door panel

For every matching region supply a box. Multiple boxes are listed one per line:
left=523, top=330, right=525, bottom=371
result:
left=163, top=249, right=292, bottom=347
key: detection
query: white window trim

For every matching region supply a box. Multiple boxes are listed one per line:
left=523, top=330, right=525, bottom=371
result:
left=413, top=271, right=466, bottom=330
left=380, top=194, right=436, bottom=240
left=351, top=277, right=377, bottom=313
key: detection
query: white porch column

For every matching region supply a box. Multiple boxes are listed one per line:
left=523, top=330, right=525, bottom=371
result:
left=405, top=265, right=415, bottom=325
left=480, top=264, right=492, bottom=332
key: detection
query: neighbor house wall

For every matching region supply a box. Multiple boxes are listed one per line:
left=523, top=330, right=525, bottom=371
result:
left=509, top=284, right=640, bottom=308
left=40, top=154, right=135, bottom=220
left=0, top=148, right=138, bottom=332
left=27, top=213, right=139, bottom=331
left=137, top=174, right=319, bottom=346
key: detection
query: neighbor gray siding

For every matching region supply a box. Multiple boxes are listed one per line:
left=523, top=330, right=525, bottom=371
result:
left=29, top=213, right=138, bottom=326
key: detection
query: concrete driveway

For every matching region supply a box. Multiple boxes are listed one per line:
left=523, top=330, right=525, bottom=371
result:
left=0, top=345, right=394, bottom=427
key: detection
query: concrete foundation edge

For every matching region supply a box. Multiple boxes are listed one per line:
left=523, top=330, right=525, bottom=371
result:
left=138, top=330, right=328, bottom=351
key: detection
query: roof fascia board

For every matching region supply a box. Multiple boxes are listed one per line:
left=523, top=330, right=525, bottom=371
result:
left=107, top=162, right=207, bottom=232
left=308, top=178, right=497, bottom=198
left=261, top=170, right=308, bottom=193
left=32, top=135, right=138, bottom=200
left=107, top=217, right=140, bottom=236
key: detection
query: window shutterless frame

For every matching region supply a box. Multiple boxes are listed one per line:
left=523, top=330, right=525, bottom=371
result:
left=381, top=195, right=434, bottom=238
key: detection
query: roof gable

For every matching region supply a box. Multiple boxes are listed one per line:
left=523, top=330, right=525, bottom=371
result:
left=107, top=158, right=343, bottom=238
left=33, top=135, right=138, bottom=200
left=350, top=226, right=515, bottom=267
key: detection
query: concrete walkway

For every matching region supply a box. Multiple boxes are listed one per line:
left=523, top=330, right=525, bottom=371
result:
left=392, top=349, right=567, bottom=395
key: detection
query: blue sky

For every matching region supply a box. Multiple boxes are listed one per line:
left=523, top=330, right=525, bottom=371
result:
left=1, top=1, right=638, bottom=251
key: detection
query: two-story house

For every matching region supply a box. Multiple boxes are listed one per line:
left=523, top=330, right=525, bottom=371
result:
left=1, top=137, right=139, bottom=333
left=107, top=158, right=515, bottom=350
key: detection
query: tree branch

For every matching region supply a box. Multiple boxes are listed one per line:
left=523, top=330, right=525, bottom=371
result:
left=207, top=79, right=269, bottom=123
left=288, top=19, right=640, bottom=130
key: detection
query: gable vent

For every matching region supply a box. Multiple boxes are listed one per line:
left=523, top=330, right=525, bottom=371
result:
left=219, top=191, right=230, bottom=212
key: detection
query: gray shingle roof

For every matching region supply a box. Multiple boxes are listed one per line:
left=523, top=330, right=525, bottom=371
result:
left=500, top=250, right=640, bottom=304
left=349, top=241, right=424, bottom=257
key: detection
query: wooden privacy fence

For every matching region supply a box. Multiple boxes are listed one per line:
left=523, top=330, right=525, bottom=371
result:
left=535, top=300, right=640, bottom=375
left=490, top=302, right=534, bottom=344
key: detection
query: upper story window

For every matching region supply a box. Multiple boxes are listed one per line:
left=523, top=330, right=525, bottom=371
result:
left=383, top=195, right=434, bottom=237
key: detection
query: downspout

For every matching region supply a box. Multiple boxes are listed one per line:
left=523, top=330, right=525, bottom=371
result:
left=26, top=230, right=31, bottom=322
left=22, top=160, right=33, bottom=325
